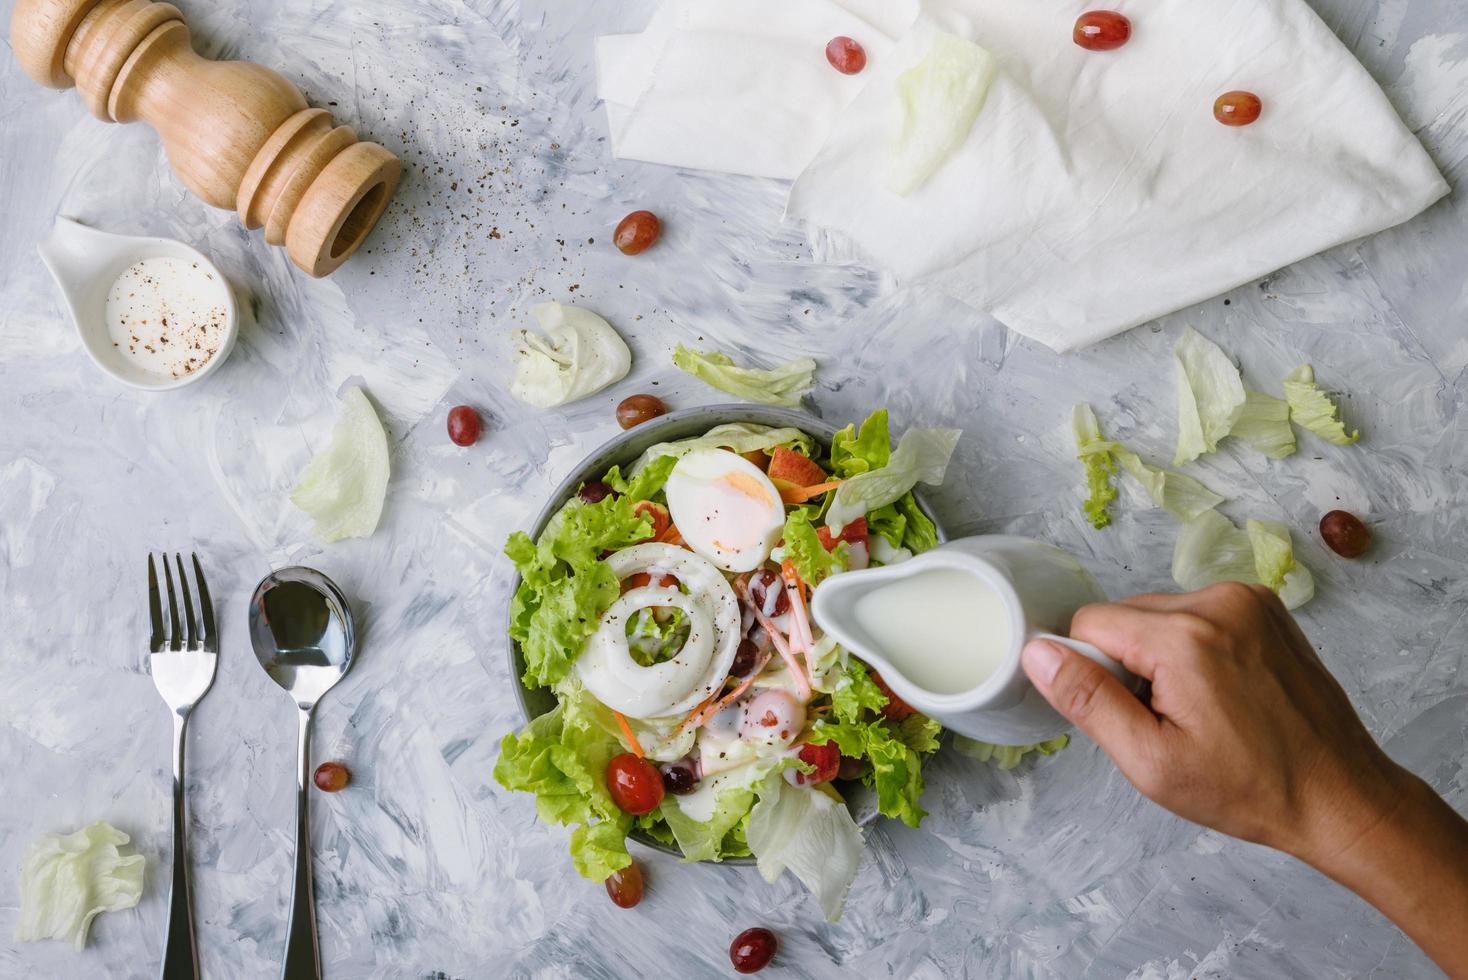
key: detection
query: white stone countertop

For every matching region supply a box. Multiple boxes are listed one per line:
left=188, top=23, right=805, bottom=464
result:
left=1, top=0, right=1465, bottom=977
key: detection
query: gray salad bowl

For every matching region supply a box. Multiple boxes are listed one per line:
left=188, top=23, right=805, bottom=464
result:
left=504, top=403, right=948, bottom=858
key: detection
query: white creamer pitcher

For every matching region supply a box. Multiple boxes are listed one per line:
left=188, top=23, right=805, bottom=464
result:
left=811, top=535, right=1138, bottom=745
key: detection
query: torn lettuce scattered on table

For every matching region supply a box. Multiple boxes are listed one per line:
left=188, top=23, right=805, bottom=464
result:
left=1172, top=510, right=1314, bottom=610
left=510, top=303, right=632, bottom=409
left=291, top=385, right=390, bottom=543
left=16, top=822, right=145, bottom=949
left=671, top=345, right=816, bottom=407
left=1283, top=364, right=1361, bottom=445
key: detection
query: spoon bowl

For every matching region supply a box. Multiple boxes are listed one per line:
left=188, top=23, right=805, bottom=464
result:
left=249, top=568, right=355, bottom=707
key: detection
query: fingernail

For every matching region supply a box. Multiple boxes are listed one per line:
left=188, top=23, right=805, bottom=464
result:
left=1022, top=640, right=1065, bottom=686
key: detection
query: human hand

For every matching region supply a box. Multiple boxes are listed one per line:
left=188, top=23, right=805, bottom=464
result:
left=1021, top=582, right=1406, bottom=866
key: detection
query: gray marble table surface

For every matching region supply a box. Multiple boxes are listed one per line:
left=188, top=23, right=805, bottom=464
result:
left=2, top=0, right=1466, bottom=977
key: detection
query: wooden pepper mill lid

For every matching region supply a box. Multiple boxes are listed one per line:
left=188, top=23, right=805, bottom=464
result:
left=10, top=0, right=401, bottom=277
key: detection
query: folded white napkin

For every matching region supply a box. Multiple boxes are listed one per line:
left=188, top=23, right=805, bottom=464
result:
left=599, top=0, right=1448, bottom=351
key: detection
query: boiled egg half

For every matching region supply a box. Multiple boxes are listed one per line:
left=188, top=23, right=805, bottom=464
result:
left=665, top=448, right=785, bottom=573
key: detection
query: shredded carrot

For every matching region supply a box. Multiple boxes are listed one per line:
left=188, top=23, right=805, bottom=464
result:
left=669, top=692, right=719, bottom=739
left=742, top=584, right=812, bottom=701
left=612, top=710, right=645, bottom=758
left=658, top=523, right=685, bottom=547
left=777, top=480, right=843, bottom=505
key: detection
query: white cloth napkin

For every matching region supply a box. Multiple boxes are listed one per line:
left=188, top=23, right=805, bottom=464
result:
left=598, top=0, right=1449, bottom=351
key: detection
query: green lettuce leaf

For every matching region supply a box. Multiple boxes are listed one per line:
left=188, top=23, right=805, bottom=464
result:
left=631, top=422, right=815, bottom=473
left=746, top=775, right=865, bottom=922
left=672, top=345, right=816, bottom=407
left=1247, top=518, right=1315, bottom=609
left=826, top=426, right=960, bottom=533
left=291, top=386, right=390, bottom=543
left=659, top=782, right=760, bottom=863
left=492, top=683, right=633, bottom=882
left=1173, top=328, right=1247, bottom=465
left=602, top=455, right=677, bottom=502
left=808, top=718, right=928, bottom=828
left=1073, top=404, right=1120, bottom=528
left=1231, top=391, right=1297, bottom=459
left=888, top=33, right=998, bottom=196
left=507, top=496, right=654, bottom=688
left=830, top=658, right=888, bottom=723
left=830, top=410, right=893, bottom=478
left=782, top=509, right=848, bottom=586
left=1171, top=510, right=1314, bottom=610
left=16, top=822, right=145, bottom=949
left=1283, top=364, right=1361, bottom=445
left=893, top=714, right=943, bottom=754
left=1075, top=404, right=1224, bottom=525
left=951, top=735, right=1069, bottom=769
left=895, top=492, right=939, bottom=553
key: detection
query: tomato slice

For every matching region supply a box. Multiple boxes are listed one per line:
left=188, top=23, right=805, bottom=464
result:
left=870, top=669, right=918, bottom=721
left=817, top=516, right=868, bottom=552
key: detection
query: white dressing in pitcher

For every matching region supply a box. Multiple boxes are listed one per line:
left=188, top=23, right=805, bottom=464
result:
left=852, top=568, right=1011, bottom=695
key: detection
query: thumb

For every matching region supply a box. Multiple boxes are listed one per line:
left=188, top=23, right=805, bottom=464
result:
left=1022, top=638, right=1157, bottom=757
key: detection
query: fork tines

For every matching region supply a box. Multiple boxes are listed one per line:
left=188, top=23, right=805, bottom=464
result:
left=148, top=553, right=218, bottom=653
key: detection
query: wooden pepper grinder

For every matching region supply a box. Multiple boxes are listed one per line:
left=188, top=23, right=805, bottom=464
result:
left=10, top=0, right=401, bottom=277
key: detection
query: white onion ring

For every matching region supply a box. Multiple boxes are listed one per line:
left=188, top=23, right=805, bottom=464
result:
left=577, top=543, right=741, bottom=719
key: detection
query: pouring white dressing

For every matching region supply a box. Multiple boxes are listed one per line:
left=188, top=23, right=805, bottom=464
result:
left=851, top=568, right=1011, bottom=695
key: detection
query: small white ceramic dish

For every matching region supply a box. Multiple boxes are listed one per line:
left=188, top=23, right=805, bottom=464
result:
left=37, top=216, right=239, bottom=391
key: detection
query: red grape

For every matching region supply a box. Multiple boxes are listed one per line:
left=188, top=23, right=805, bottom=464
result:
left=617, top=394, right=667, bottom=430
left=313, top=761, right=350, bottom=792
left=1073, top=11, right=1131, bottom=50
left=1320, top=510, right=1371, bottom=558
left=578, top=481, right=614, bottom=504
left=825, top=36, right=866, bottom=74
left=747, top=568, right=790, bottom=617
left=730, top=927, right=777, bottom=973
left=730, top=638, right=760, bottom=678
left=614, top=210, right=661, bottom=255
left=659, top=757, right=700, bottom=795
left=606, top=753, right=665, bottom=815
left=1214, top=91, right=1262, bottom=126
left=837, top=754, right=865, bottom=781
left=446, top=405, right=481, bottom=446
left=605, top=862, right=643, bottom=909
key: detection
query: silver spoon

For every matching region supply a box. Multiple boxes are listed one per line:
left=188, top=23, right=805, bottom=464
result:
left=249, top=567, right=356, bottom=980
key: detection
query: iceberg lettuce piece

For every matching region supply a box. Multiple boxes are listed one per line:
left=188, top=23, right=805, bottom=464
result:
left=1172, top=510, right=1313, bottom=610
left=825, top=426, right=960, bottom=533
left=291, top=386, right=390, bottom=543
left=510, top=303, right=631, bottom=408
left=672, top=345, right=815, bottom=407
left=1231, top=391, right=1297, bottom=459
left=1283, top=364, right=1361, bottom=445
left=1173, top=328, right=1247, bottom=465
left=746, top=776, right=864, bottom=922
left=1075, top=404, right=1224, bottom=525
left=16, top=821, right=144, bottom=949
left=888, top=33, right=997, bottom=196
left=951, top=734, right=1069, bottom=769
left=1248, top=518, right=1315, bottom=609
left=631, top=422, right=815, bottom=474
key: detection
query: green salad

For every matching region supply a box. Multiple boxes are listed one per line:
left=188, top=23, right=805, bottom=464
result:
left=493, top=410, right=960, bottom=919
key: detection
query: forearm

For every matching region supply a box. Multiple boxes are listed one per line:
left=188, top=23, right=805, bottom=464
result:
left=1301, top=768, right=1468, bottom=978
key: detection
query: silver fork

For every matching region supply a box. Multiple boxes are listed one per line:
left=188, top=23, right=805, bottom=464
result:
left=148, top=554, right=219, bottom=980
